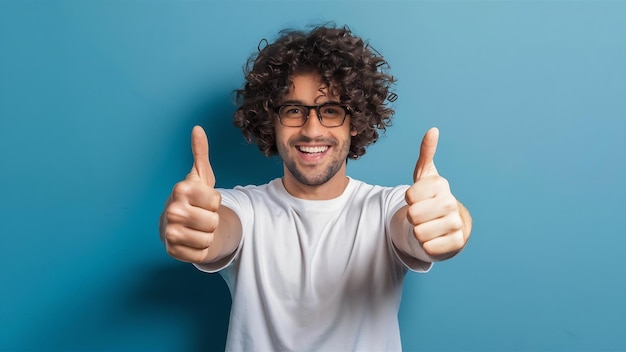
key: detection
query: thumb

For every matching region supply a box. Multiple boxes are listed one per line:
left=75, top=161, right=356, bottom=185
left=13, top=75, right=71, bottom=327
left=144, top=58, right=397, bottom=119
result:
left=413, top=127, right=440, bottom=181
left=189, top=125, right=216, bottom=187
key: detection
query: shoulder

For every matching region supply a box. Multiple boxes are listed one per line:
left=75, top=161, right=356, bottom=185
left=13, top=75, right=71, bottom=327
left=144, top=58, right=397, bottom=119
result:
left=218, top=179, right=277, bottom=196
left=348, top=177, right=410, bottom=199
left=217, top=178, right=286, bottom=206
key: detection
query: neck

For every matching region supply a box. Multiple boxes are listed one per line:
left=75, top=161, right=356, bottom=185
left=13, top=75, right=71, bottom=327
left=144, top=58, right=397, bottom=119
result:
left=281, top=165, right=349, bottom=200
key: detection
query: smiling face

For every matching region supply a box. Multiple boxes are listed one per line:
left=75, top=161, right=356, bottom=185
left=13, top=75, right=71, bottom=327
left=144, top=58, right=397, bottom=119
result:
left=275, top=74, right=357, bottom=199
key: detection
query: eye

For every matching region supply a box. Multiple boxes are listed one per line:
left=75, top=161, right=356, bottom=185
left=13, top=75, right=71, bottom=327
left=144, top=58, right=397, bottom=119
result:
left=320, top=105, right=343, bottom=117
left=281, top=106, right=304, bottom=117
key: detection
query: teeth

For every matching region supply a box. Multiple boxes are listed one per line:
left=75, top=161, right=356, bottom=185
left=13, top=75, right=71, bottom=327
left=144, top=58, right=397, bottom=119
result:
left=298, top=146, right=328, bottom=153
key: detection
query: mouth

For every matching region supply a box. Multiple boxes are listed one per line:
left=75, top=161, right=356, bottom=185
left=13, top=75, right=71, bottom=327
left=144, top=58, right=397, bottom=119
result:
left=296, top=145, right=329, bottom=154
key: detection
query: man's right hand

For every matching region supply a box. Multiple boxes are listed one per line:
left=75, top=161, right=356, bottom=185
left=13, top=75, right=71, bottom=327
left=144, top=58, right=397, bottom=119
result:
left=161, top=126, right=223, bottom=264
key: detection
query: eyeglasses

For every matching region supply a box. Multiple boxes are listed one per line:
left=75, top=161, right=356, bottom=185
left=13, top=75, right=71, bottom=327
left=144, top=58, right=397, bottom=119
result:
left=273, top=103, right=351, bottom=127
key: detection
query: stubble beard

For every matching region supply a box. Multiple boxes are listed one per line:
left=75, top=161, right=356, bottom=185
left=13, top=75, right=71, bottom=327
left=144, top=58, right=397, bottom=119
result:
left=280, top=140, right=350, bottom=187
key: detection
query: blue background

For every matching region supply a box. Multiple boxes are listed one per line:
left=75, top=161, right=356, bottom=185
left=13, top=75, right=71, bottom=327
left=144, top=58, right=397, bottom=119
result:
left=1, top=1, right=625, bottom=351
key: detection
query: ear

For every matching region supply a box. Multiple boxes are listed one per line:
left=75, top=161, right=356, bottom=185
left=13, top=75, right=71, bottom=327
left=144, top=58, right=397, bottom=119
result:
left=351, top=126, right=357, bottom=136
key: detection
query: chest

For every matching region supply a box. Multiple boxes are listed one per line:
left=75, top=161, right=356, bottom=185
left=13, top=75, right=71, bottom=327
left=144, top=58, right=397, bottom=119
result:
left=242, top=205, right=394, bottom=300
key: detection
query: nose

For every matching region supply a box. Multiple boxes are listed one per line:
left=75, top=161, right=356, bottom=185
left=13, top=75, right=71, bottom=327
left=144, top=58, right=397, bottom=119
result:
left=300, top=107, right=325, bottom=138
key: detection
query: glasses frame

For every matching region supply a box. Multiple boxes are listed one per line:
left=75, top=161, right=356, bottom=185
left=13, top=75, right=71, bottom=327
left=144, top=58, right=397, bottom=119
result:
left=272, top=102, right=352, bottom=127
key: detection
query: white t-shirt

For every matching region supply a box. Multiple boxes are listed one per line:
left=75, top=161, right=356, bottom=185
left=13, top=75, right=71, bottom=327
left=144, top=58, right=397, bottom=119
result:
left=196, top=177, right=432, bottom=351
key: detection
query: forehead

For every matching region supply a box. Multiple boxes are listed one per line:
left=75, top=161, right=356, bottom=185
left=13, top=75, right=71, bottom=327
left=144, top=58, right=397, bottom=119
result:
left=283, top=74, right=338, bottom=101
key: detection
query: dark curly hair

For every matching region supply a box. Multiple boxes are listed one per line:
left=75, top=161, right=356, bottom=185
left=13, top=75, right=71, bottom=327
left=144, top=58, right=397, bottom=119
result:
left=233, top=25, right=396, bottom=159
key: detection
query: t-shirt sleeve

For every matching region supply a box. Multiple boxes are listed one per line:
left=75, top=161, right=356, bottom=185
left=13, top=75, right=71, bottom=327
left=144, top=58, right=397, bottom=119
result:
left=193, top=187, right=249, bottom=274
left=385, top=185, right=433, bottom=273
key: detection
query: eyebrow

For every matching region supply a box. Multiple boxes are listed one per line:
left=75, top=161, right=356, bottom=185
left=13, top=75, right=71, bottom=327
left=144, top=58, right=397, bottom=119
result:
left=279, top=100, right=341, bottom=106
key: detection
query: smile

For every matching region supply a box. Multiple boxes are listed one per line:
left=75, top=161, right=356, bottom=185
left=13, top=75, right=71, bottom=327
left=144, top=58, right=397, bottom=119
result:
left=297, top=145, right=329, bottom=154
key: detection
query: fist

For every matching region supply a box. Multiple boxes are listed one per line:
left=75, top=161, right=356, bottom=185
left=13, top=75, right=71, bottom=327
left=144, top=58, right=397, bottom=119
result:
left=162, top=126, right=222, bottom=264
left=405, top=128, right=466, bottom=258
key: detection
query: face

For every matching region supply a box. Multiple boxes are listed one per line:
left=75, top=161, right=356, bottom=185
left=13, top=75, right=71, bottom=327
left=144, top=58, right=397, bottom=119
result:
left=275, top=74, right=356, bottom=194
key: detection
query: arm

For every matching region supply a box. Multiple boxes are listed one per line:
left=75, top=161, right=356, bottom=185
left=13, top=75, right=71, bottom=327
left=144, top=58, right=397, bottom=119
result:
left=159, top=126, right=242, bottom=265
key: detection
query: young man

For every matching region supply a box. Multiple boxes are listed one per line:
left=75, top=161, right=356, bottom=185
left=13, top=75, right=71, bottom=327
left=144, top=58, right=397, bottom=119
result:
left=160, top=25, right=472, bottom=351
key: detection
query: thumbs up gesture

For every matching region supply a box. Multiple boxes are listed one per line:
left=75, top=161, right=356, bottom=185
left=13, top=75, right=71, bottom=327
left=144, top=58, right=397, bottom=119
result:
left=160, top=126, right=224, bottom=264
left=405, top=128, right=468, bottom=259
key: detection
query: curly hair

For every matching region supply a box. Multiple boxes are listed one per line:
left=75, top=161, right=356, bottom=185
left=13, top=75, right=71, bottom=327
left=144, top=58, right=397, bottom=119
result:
left=233, top=25, right=396, bottom=159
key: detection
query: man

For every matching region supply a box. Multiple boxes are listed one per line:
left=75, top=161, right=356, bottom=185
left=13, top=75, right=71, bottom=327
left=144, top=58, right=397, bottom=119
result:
left=160, top=25, right=472, bottom=351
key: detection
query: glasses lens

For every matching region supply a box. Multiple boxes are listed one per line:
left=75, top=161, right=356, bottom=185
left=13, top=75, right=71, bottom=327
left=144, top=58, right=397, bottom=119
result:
left=319, top=104, right=346, bottom=127
left=279, top=105, right=306, bottom=126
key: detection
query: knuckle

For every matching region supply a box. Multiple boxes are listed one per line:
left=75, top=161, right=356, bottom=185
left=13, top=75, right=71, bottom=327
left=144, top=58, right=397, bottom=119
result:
left=406, top=205, right=418, bottom=223
left=442, top=197, right=458, bottom=213
left=436, top=177, right=450, bottom=190
left=172, top=181, right=192, bottom=199
left=165, top=203, right=187, bottom=223
left=164, top=226, right=183, bottom=244
left=165, top=242, right=181, bottom=258
left=451, top=232, right=465, bottom=250
left=412, top=225, right=426, bottom=242
left=166, top=243, right=202, bottom=264
left=450, top=215, right=463, bottom=231
left=422, top=241, right=438, bottom=257
left=192, top=249, right=210, bottom=264
left=206, top=211, right=220, bottom=232
left=203, top=232, right=215, bottom=249
left=208, top=189, right=222, bottom=210
left=405, top=187, right=416, bottom=204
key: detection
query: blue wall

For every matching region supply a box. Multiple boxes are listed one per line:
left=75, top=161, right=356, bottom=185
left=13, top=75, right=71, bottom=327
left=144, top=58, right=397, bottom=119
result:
left=1, top=1, right=625, bottom=351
